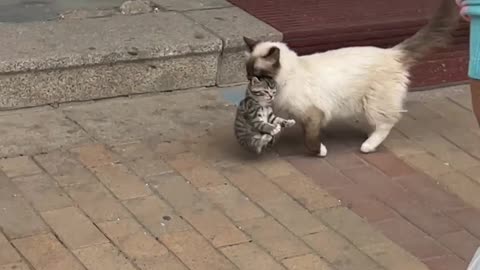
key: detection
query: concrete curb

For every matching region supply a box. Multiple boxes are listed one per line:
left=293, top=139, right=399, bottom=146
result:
left=0, top=3, right=282, bottom=109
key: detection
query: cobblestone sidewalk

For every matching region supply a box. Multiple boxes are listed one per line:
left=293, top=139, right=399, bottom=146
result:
left=0, top=85, right=479, bottom=270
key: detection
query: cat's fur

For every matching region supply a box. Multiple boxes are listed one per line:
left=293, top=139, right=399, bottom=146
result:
left=243, top=0, right=459, bottom=157
left=234, top=77, right=296, bottom=154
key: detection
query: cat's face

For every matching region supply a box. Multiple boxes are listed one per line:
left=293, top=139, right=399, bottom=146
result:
left=247, top=77, right=277, bottom=105
left=243, top=37, right=281, bottom=80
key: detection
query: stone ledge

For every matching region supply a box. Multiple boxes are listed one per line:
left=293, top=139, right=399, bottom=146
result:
left=0, top=5, right=282, bottom=108
left=0, top=12, right=222, bottom=74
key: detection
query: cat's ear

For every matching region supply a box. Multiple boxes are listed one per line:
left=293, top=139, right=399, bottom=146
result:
left=264, top=47, right=280, bottom=62
left=243, top=37, right=260, bottom=52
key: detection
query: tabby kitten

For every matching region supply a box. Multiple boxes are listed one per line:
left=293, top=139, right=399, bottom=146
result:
left=234, top=77, right=296, bottom=154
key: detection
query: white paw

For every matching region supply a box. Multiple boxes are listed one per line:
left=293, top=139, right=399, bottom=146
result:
left=285, top=119, right=296, bottom=128
left=271, top=125, right=281, bottom=135
left=318, top=143, right=328, bottom=157
left=360, top=142, right=376, bottom=153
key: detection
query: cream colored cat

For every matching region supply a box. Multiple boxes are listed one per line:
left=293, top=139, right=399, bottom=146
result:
left=243, top=0, right=460, bottom=157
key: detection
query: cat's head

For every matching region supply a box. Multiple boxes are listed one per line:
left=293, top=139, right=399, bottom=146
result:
left=246, top=77, right=277, bottom=105
left=243, top=37, right=282, bottom=80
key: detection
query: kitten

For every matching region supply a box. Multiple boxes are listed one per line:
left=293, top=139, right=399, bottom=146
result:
left=234, top=77, right=296, bottom=154
left=242, top=0, right=459, bottom=157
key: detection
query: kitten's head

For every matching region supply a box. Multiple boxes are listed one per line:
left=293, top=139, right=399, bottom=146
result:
left=243, top=37, right=281, bottom=80
left=246, top=77, right=277, bottom=105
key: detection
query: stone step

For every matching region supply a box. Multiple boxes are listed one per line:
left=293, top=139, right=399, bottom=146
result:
left=0, top=5, right=281, bottom=109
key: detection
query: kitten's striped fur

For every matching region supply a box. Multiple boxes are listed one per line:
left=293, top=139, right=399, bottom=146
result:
left=234, top=77, right=295, bottom=154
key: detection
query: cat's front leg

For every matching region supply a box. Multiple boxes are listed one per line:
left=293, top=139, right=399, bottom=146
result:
left=271, top=115, right=296, bottom=128
left=258, top=121, right=281, bottom=135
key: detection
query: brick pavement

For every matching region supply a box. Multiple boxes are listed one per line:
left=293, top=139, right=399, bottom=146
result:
left=0, top=85, right=480, bottom=270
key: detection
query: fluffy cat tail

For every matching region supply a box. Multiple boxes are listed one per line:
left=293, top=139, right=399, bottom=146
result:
left=395, top=0, right=460, bottom=67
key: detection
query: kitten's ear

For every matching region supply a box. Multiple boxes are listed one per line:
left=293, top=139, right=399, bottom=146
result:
left=265, top=47, right=280, bottom=62
left=251, top=77, right=261, bottom=84
left=243, top=37, right=260, bottom=52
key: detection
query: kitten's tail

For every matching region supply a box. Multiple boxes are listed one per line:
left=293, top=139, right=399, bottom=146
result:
left=394, top=0, right=460, bottom=67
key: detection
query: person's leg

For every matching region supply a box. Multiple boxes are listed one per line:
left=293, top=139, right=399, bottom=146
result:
left=468, top=3, right=480, bottom=125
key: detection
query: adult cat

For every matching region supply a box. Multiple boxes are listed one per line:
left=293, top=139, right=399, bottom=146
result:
left=243, top=0, right=460, bottom=157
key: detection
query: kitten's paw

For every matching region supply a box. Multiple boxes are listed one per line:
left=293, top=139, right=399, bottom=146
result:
left=360, top=142, right=377, bottom=153
left=284, top=119, right=296, bottom=128
left=318, top=143, right=328, bottom=157
left=271, top=125, right=281, bottom=135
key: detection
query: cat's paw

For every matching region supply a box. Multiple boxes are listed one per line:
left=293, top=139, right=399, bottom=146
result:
left=360, top=142, right=377, bottom=153
left=271, top=125, right=281, bottom=135
left=318, top=143, right=328, bottom=157
left=284, top=119, right=296, bottom=128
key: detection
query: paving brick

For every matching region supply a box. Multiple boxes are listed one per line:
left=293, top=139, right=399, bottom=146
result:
left=398, top=237, right=450, bottom=260
left=0, top=233, right=21, bottom=265
left=41, top=207, right=108, bottom=249
left=254, top=158, right=298, bottom=178
left=285, top=157, right=353, bottom=188
left=441, top=128, right=480, bottom=159
left=123, top=196, right=191, bottom=236
left=405, top=101, right=443, bottom=121
left=70, top=144, right=120, bottom=168
left=360, top=151, right=416, bottom=177
left=221, top=242, right=285, bottom=270
left=423, top=255, right=468, bottom=270
left=390, top=201, right=461, bottom=237
left=0, top=262, right=30, bottom=270
left=437, top=172, right=480, bottom=209
left=146, top=172, right=206, bottom=211
left=362, top=241, right=429, bottom=270
left=92, top=163, right=151, bottom=200
left=328, top=186, right=397, bottom=222
left=374, top=217, right=432, bottom=245
left=402, top=153, right=454, bottom=178
left=463, top=166, right=480, bottom=185
left=0, top=157, right=42, bottom=178
left=259, top=194, right=327, bottom=236
left=98, top=218, right=187, bottom=270
left=151, top=178, right=247, bottom=246
left=34, top=151, right=98, bottom=187
left=73, top=243, right=137, bottom=270
left=412, top=135, right=480, bottom=170
left=154, top=141, right=189, bottom=157
left=13, top=174, right=72, bottom=212
left=180, top=206, right=250, bottom=248
left=315, top=207, right=389, bottom=248
left=446, top=208, right=480, bottom=239
left=239, top=216, right=311, bottom=260
left=147, top=173, right=247, bottom=247
left=168, top=152, right=228, bottom=188
left=112, top=143, right=173, bottom=177
left=221, top=165, right=286, bottom=201
left=282, top=254, right=334, bottom=270
left=424, top=98, right=478, bottom=129
left=13, top=233, right=85, bottom=270
left=341, top=166, right=413, bottom=204
left=326, top=152, right=366, bottom=170
left=395, top=173, right=466, bottom=211
left=199, top=183, right=265, bottom=222
left=438, top=230, right=480, bottom=262
left=303, top=229, right=383, bottom=270
left=0, top=175, right=48, bottom=238
left=269, top=173, right=340, bottom=211
left=395, top=115, right=437, bottom=138
left=383, top=136, right=427, bottom=157
left=159, top=230, right=237, bottom=270
left=65, top=182, right=131, bottom=222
